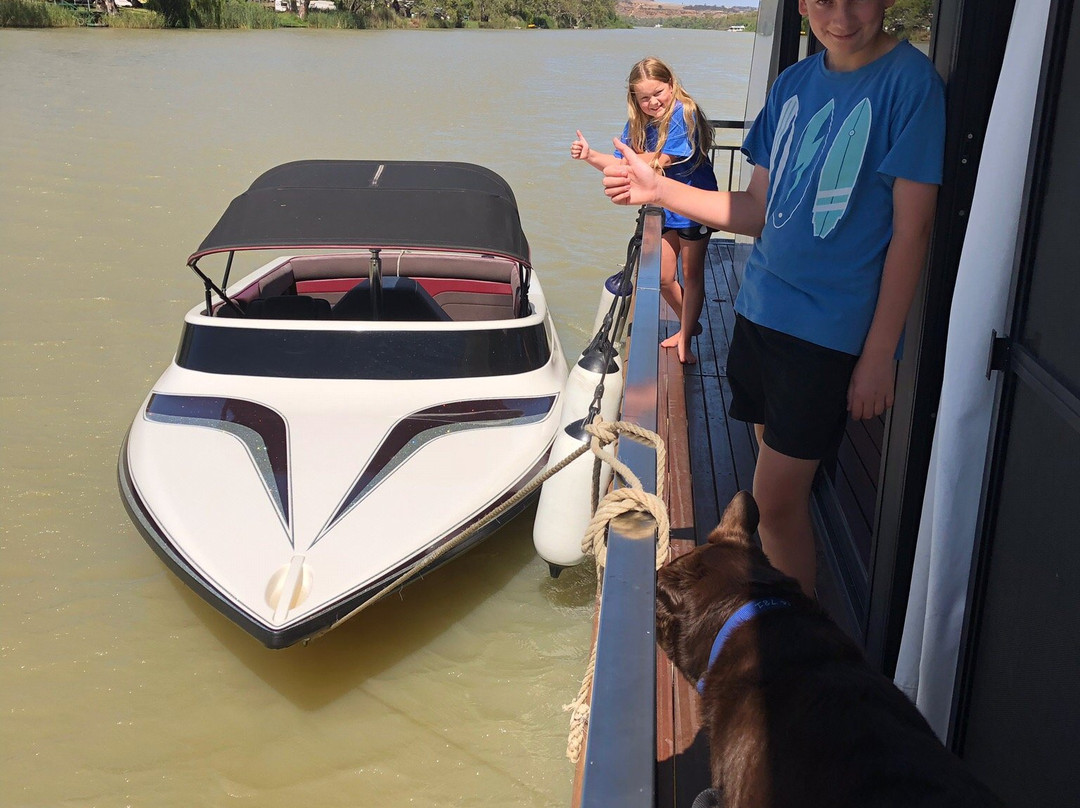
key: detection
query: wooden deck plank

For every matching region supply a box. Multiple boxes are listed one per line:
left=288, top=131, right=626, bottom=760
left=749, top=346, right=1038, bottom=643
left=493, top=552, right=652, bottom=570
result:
left=696, top=241, right=730, bottom=382
left=685, top=374, right=721, bottom=539
left=661, top=336, right=695, bottom=532
left=697, top=241, right=758, bottom=522
left=656, top=645, right=677, bottom=808
left=657, top=314, right=709, bottom=806
left=648, top=237, right=868, bottom=808
left=702, top=374, right=751, bottom=518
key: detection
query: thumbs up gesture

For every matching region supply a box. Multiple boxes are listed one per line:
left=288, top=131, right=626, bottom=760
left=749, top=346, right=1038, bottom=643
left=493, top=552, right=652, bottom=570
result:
left=603, top=138, right=662, bottom=207
left=570, top=130, right=591, bottom=161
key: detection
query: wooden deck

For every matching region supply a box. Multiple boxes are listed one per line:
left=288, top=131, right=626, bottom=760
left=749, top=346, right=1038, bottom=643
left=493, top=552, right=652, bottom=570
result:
left=651, top=239, right=861, bottom=807
left=652, top=238, right=756, bottom=808
left=570, top=237, right=866, bottom=808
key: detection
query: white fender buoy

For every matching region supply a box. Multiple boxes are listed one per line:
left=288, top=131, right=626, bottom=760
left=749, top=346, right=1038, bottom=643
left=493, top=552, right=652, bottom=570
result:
left=590, top=268, right=634, bottom=347
left=533, top=345, right=624, bottom=572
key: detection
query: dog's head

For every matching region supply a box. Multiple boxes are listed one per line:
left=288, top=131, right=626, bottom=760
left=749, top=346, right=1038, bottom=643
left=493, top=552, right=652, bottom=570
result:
left=656, top=491, right=804, bottom=682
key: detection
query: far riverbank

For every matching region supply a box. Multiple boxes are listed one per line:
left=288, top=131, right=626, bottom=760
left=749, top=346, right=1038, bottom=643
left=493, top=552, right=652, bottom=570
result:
left=1, top=0, right=621, bottom=29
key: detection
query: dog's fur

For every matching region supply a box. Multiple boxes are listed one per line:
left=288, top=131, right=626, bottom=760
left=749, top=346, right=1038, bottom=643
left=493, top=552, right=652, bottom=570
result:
left=656, top=491, right=1003, bottom=808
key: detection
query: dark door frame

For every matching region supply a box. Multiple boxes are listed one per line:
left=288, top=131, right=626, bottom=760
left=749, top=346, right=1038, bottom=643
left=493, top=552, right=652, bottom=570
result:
left=862, top=0, right=1018, bottom=673
left=949, top=0, right=1078, bottom=751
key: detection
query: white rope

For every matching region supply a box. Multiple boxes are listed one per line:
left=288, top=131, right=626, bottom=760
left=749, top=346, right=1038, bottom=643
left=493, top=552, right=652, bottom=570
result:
left=564, top=417, right=670, bottom=764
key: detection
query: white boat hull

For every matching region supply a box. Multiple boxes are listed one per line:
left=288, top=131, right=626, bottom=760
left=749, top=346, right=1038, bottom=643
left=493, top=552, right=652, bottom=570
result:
left=120, top=256, right=567, bottom=648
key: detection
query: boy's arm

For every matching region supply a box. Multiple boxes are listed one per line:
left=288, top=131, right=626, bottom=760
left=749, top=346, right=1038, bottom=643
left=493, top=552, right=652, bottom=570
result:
left=603, top=139, right=768, bottom=236
left=847, top=178, right=939, bottom=420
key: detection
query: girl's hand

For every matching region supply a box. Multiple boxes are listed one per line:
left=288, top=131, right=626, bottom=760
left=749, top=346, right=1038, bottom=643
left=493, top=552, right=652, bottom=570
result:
left=603, top=139, right=661, bottom=206
left=571, top=130, right=591, bottom=161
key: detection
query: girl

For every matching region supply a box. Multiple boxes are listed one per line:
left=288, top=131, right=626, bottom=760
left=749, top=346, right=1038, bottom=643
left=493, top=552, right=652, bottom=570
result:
left=572, top=57, right=717, bottom=364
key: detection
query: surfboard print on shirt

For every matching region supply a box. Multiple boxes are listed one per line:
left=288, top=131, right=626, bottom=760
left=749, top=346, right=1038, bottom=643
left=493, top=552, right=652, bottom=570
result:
left=766, top=96, right=800, bottom=220
left=813, top=98, right=873, bottom=238
left=768, top=99, right=835, bottom=230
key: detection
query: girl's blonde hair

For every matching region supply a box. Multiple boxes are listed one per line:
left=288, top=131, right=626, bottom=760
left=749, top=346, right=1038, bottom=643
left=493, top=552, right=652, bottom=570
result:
left=625, top=57, right=714, bottom=172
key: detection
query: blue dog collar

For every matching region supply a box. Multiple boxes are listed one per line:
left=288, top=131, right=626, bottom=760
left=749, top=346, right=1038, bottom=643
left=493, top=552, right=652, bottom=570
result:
left=695, top=598, right=791, bottom=694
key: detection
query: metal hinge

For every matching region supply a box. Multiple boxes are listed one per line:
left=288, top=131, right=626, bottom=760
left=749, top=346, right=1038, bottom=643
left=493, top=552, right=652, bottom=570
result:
left=985, top=329, right=1012, bottom=379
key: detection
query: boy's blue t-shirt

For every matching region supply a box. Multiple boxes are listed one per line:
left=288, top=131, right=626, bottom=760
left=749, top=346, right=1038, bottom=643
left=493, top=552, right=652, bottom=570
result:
left=739, top=41, right=945, bottom=356
left=616, top=100, right=719, bottom=230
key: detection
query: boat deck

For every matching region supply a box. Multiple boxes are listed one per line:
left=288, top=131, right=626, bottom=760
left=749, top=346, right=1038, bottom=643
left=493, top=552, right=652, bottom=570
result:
left=652, top=238, right=755, bottom=808
left=570, top=229, right=863, bottom=808
left=650, top=238, right=858, bottom=808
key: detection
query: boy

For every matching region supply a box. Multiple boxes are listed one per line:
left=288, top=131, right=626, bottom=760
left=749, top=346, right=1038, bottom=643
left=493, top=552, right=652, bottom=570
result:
left=601, top=0, right=945, bottom=596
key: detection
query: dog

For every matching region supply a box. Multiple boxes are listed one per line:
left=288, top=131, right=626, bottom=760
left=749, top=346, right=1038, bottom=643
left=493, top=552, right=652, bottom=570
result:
left=655, top=491, right=1004, bottom=808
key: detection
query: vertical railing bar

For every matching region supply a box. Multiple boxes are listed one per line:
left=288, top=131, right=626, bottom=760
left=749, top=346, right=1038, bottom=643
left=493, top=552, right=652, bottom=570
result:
left=706, top=119, right=746, bottom=193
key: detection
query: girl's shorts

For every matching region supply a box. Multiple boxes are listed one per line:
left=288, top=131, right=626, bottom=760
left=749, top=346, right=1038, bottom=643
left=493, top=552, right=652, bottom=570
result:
left=726, top=315, right=858, bottom=461
left=662, top=224, right=713, bottom=241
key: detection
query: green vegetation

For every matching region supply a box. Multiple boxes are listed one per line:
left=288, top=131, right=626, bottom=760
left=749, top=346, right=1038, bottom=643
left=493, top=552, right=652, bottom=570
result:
left=884, top=0, right=932, bottom=40
left=2, top=0, right=618, bottom=28
left=105, top=7, right=166, bottom=24
left=630, top=1, right=932, bottom=40
left=793, top=0, right=932, bottom=40
left=1, top=0, right=87, bottom=25
left=622, top=9, right=756, bottom=32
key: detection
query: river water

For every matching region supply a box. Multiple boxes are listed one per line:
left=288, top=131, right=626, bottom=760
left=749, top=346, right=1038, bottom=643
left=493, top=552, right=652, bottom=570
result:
left=0, top=27, right=750, bottom=808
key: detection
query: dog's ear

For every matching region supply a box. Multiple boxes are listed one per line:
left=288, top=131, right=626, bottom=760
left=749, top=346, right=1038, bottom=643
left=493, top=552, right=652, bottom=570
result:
left=655, top=565, right=688, bottom=659
left=708, top=490, right=759, bottom=544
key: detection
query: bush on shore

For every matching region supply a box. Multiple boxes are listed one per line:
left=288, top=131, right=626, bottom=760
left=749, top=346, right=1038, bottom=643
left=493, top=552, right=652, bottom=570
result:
left=1, top=0, right=87, bottom=25
left=3, top=0, right=618, bottom=29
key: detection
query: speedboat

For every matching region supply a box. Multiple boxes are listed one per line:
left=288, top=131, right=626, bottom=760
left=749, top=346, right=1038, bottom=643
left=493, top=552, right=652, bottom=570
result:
left=118, top=160, right=568, bottom=648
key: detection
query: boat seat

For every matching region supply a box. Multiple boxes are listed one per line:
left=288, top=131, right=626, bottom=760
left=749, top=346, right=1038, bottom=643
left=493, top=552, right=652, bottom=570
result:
left=332, top=277, right=452, bottom=322
left=233, top=296, right=332, bottom=320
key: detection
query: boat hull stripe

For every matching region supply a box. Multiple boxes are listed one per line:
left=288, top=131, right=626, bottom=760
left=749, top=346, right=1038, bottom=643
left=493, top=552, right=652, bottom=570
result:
left=318, top=395, right=556, bottom=539
left=145, top=394, right=291, bottom=529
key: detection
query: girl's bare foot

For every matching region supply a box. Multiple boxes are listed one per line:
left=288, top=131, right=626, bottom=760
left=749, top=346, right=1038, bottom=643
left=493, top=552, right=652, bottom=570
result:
left=677, top=340, right=697, bottom=365
left=660, top=321, right=702, bottom=349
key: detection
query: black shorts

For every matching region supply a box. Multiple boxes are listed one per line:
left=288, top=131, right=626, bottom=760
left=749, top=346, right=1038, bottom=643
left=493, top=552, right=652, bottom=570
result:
left=662, top=224, right=713, bottom=241
left=726, top=315, right=858, bottom=460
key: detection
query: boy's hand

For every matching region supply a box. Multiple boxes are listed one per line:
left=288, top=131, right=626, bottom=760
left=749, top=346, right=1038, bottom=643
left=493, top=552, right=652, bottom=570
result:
left=603, top=138, right=661, bottom=206
left=570, top=130, right=591, bottom=161
left=847, top=350, right=895, bottom=420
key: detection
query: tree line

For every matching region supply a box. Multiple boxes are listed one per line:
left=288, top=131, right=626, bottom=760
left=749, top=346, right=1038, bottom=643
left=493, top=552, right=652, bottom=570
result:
left=630, top=0, right=933, bottom=41
left=18, top=0, right=931, bottom=34
left=94, top=0, right=620, bottom=27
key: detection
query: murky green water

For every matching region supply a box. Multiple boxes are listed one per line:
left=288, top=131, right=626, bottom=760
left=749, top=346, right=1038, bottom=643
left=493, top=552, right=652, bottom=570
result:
left=0, top=27, right=750, bottom=807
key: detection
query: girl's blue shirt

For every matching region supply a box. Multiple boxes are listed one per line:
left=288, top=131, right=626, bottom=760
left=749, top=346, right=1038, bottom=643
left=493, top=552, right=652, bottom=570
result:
left=616, top=100, right=719, bottom=230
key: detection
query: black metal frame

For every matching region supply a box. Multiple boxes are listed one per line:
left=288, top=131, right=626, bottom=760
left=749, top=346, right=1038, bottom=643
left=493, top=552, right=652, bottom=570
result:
left=857, top=0, right=1018, bottom=670
left=949, top=0, right=1077, bottom=752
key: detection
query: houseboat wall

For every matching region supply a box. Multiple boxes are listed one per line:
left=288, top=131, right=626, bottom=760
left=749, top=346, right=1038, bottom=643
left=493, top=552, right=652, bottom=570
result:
left=942, top=1, right=1080, bottom=803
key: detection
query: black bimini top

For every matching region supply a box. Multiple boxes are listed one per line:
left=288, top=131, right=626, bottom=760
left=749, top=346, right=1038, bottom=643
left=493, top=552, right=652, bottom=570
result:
left=188, top=160, right=531, bottom=267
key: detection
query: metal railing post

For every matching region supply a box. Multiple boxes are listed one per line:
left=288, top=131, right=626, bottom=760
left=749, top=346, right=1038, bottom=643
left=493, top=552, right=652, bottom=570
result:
left=707, top=118, right=748, bottom=193
left=579, top=206, right=664, bottom=808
